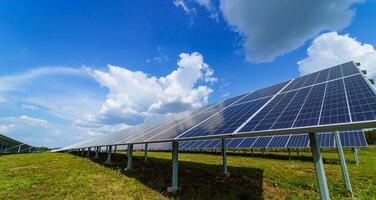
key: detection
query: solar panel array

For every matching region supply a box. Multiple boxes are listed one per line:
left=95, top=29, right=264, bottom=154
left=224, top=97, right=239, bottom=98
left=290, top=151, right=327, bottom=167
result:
left=60, top=62, right=375, bottom=151
left=126, top=130, right=367, bottom=151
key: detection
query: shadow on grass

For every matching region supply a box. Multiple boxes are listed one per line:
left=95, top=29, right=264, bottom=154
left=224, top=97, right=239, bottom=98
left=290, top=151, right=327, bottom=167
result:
left=71, top=151, right=264, bottom=200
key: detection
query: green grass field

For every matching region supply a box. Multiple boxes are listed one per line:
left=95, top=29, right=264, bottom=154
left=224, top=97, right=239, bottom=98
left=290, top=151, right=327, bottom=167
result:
left=0, top=146, right=375, bottom=200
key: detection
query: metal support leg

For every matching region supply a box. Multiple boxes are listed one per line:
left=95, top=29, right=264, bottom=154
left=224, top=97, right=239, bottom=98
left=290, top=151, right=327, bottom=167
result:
left=334, top=131, right=353, bottom=194
left=288, top=148, right=291, bottom=160
left=114, top=145, right=117, bottom=153
left=168, top=141, right=179, bottom=193
left=297, top=148, right=299, bottom=157
left=17, top=145, right=21, bottom=153
left=94, top=147, right=99, bottom=159
left=105, top=145, right=112, bottom=164
left=221, top=138, right=228, bottom=174
left=86, top=147, right=91, bottom=157
left=144, top=143, right=148, bottom=161
left=309, top=133, right=330, bottom=200
left=352, top=148, right=359, bottom=166
left=125, top=144, right=133, bottom=170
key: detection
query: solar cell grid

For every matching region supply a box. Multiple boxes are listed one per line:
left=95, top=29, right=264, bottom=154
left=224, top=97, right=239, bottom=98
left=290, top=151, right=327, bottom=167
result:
left=252, top=91, right=299, bottom=131
left=267, top=135, right=290, bottom=148
left=317, top=133, right=334, bottom=147
left=340, top=131, right=367, bottom=147
left=314, top=68, right=330, bottom=84
left=179, top=97, right=271, bottom=138
left=342, top=62, right=360, bottom=76
left=226, top=138, right=244, bottom=148
left=319, top=79, right=350, bottom=125
left=234, top=81, right=290, bottom=105
left=345, top=74, right=376, bottom=121
left=292, top=83, right=326, bottom=127
left=272, top=87, right=311, bottom=129
left=252, top=136, right=272, bottom=148
left=286, top=134, right=309, bottom=148
left=328, top=64, right=342, bottom=80
left=237, top=137, right=257, bottom=148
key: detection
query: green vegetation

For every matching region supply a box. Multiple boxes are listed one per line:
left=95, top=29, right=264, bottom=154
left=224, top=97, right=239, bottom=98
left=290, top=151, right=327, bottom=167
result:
left=0, top=146, right=375, bottom=199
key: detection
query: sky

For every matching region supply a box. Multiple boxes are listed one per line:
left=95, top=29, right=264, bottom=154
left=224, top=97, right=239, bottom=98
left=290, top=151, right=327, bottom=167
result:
left=0, top=0, right=376, bottom=148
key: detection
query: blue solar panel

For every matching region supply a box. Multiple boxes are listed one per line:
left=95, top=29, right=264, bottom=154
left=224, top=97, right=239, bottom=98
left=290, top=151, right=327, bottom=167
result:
left=317, top=133, right=335, bottom=147
left=292, top=83, right=326, bottom=127
left=267, top=135, right=290, bottom=148
left=342, top=62, right=360, bottom=76
left=206, top=140, right=221, bottom=148
left=286, top=134, right=309, bottom=148
left=328, top=64, right=342, bottom=80
left=345, top=74, right=376, bottom=121
left=319, top=79, right=350, bottom=125
left=179, top=97, right=270, bottom=138
left=234, top=81, right=290, bottom=105
left=226, top=138, right=244, bottom=148
left=251, top=136, right=272, bottom=148
left=237, top=137, right=257, bottom=148
left=314, top=68, right=330, bottom=84
left=340, top=130, right=367, bottom=147
left=272, top=87, right=311, bottom=129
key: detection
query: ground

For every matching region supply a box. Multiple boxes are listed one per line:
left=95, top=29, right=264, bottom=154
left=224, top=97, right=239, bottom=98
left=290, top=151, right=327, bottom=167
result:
left=0, top=146, right=375, bottom=200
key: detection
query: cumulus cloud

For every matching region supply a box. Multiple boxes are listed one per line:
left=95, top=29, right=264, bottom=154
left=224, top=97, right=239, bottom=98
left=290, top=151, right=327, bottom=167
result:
left=298, top=32, right=376, bottom=77
left=217, top=0, right=362, bottom=63
left=87, top=52, right=216, bottom=126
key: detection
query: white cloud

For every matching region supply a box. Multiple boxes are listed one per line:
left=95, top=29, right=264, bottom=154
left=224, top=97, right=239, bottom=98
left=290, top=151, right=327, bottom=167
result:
left=0, top=115, right=100, bottom=148
left=298, top=32, right=376, bottom=77
left=0, top=67, right=86, bottom=93
left=88, top=52, right=216, bottom=126
left=173, top=0, right=194, bottom=15
left=21, top=104, right=39, bottom=111
left=218, top=0, right=362, bottom=63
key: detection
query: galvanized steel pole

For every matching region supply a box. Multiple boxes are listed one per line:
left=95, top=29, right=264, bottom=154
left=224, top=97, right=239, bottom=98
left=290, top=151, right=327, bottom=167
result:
left=309, top=132, right=330, bottom=200
left=334, top=131, right=352, bottom=194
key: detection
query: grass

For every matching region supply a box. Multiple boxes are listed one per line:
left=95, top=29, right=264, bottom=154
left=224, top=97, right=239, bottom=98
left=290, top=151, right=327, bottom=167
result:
left=0, top=146, right=375, bottom=200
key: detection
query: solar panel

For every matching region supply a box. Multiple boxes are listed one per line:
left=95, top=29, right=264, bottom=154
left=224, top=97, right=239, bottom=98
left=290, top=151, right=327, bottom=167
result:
left=61, top=61, right=374, bottom=151
left=340, top=130, right=367, bottom=147
left=316, top=133, right=335, bottom=148
left=251, top=136, right=272, bottom=148
left=267, top=135, right=290, bottom=148
left=286, top=134, right=309, bottom=148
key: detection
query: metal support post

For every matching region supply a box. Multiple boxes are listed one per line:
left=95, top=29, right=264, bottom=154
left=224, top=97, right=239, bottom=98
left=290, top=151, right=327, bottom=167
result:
left=288, top=148, right=291, bottom=160
left=167, top=141, right=179, bottom=193
left=113, top=145, right=117, bottom=153
left=94, top=147, right=99, bottom=159
left=309, top=132, right=330, bottom=200
left=334, top=131, right=353, bottom=194
left=125, top=144, right=133, bottom=170
left=352, top=148, right=359, bottom=166
left=105, top=145, right=112, bottom=164
left=144, top=143, right=148, bottom=161
left=86, top=147, right=91, bottom=157
left=297, top=148, right=299, bottom=157
left=221, top=138, right=228, bottom=174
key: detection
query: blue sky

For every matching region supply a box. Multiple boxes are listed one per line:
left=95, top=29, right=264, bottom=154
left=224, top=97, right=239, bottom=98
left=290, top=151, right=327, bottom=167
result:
left=0, top=0, right=376, bottom=147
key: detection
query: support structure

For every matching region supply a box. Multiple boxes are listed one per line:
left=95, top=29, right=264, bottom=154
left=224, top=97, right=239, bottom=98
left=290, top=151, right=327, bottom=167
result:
left=309, top=132, right=330, bottom=200
left=125, top=144, right=133, bottom=170
left=288, top=148, right=291, bottom=160
left=168, top=141, right=179, bottom=193
left=144, top=143, right=148, bottom=161
left=17, top=145, right=21, bottom=153
left=94, top=147, right=99, bottom=159
left=221, top=138, right=228, bottom=174
left=352, top=148, right=359, bottom=166
left=86, top=147, right=91, bottom=157
left=334, top=131, right=353, bottom=194
left=105, top=145, right=112, bottom=164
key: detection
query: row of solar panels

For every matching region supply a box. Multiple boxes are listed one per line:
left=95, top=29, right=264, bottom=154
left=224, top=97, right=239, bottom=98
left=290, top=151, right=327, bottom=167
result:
left=60, top=62, right=376, bottom=151
left=101, top=130, right=367, bottom=152
left=0, top=134, right=33, bottom=154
